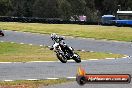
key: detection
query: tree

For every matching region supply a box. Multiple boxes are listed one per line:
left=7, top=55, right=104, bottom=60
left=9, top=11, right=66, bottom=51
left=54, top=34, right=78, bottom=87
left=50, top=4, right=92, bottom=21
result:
left=0, top=0, right=12, bottom=16
left=67, top=0, right=86, bottom=16
left=57, top=0, right=72, bottom=20
left=126, top=0, right=132, bottom=10
left=33, top=0, right=59, bottom=18
left=8, top=0, right=34, bottom=17
left=1, top=0, right=132, bottom=21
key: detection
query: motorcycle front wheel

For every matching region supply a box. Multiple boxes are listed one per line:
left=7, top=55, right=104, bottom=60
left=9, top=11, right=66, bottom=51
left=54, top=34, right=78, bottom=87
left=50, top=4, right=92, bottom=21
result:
left=56, top=53, right=67, bottom=63
left=0, top=33, right=4, bottom=36
left=2, top=33, right=4, bottom=36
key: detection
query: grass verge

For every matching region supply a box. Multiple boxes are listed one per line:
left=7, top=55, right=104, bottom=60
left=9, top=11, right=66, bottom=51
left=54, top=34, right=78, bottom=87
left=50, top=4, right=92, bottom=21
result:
left=0, top=22, right=132, bottom=41
left=0, top=79, right=72, bottom=88
left=0, top=42, right=123, bottom=62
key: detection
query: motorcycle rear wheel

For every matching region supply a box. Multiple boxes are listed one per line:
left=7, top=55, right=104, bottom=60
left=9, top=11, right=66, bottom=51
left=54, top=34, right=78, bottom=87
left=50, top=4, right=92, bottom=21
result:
left=73, top=53, right=81, bottom=63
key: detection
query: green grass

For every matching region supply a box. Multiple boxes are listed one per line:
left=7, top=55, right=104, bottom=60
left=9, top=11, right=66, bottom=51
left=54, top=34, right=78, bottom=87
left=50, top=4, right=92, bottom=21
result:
left=0, top=42, right=56, bottom=62
left=77, top=51, right=123, bottom=60
left=0, top=22, right=132, bottom=41
left=0, top=42, right=123, bottom=62
left=0, top=79, right=71, bottom=88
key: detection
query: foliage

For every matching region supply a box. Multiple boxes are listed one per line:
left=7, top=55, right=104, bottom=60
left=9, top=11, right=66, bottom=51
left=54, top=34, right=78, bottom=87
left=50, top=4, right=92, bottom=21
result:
left=0, top=0, right=132, bottom=21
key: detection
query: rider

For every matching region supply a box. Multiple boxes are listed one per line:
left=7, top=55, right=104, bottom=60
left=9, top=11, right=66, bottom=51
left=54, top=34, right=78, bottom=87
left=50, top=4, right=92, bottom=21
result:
left=50, top=33, right=64, bottom=50
left=51, top=33, right=64, bottom=44
left=50, top=33, right=73, bottom=56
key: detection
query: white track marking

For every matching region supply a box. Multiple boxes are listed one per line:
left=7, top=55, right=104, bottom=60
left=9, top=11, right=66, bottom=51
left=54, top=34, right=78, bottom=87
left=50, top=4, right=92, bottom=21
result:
left=1, top=77, right=76, bottom=81
left=29, top=44, right=33, bottom=46
left=89, top=59, right=99, bottom=60
left=26, top=79, right=38, bottom=81
left=67, top=77, right=76, bottom=79
left=40, top=45, right=43, bottom=47
left=0, top=62, right=12, bottom=64
left=105, top=58, right=115, bottom=60
left=81, top=50, right=85, bottom=52
left=4, top=80, right=13, bottom=82
left=20, top=43, right=24, bottom=44
left=11, top=42, right=15, bottom=43
left=27, top=61, right=59, bottom=63
left=48, top=46, right=51, bottom=48
left=46, top=78, right=59, bottom=80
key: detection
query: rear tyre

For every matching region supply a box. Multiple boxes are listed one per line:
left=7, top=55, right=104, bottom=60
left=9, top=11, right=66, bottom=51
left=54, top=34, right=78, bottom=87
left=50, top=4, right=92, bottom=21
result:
left=56, top=53, right=67, bottom=63
left=73, top=53, right=81, bottom=63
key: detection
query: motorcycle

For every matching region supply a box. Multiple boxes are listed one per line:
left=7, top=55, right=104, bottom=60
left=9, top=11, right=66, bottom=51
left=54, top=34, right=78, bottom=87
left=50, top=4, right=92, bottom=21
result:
left=50, top=33, right=81, bottom=63
left=0, top=30, right=4, bottom=36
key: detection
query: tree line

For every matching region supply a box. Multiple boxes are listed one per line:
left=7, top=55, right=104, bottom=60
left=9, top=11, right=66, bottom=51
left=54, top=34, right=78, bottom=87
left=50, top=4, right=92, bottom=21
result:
left=0, top=0, right=132, bottom=21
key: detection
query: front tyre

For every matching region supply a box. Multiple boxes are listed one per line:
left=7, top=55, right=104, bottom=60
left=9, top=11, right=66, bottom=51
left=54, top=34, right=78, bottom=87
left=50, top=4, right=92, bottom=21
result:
left=0, top=33, right=4, bottom=36
left=2, top=33, right=4, bottom=36
left=56, top=53, right=67, bottom=63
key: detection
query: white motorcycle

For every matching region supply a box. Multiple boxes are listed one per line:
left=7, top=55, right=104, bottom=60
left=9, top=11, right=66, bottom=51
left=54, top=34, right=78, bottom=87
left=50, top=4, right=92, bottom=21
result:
left=50, top=33, right=81, bottom=63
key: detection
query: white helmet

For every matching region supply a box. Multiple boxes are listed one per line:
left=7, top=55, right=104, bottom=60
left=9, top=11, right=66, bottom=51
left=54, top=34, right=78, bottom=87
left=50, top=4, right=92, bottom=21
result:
left=51, top=33, right=57, bottom=39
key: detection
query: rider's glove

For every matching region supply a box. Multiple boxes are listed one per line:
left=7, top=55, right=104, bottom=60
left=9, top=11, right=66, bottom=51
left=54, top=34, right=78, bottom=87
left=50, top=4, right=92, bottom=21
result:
left=50, top=47, right=54, bottom=50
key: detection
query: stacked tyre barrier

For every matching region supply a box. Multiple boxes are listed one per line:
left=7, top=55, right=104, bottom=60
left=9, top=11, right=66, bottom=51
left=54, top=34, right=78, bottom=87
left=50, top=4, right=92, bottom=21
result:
left=0, top=16, right=98, bottom=25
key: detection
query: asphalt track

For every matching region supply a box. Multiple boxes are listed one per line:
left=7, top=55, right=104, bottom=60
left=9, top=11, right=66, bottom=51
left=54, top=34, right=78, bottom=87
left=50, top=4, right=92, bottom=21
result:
left=0, top=30, right=132, bottom=88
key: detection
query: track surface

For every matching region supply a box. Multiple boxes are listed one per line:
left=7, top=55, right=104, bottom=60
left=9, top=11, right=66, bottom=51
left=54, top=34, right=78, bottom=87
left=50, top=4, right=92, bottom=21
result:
left=0, top=30, right=132, bottom=88
left=43, top=81, right=132, bottom=88
left=0, top=57, right=131, bottom=80
left=1, top=30, right=132, bottom=55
